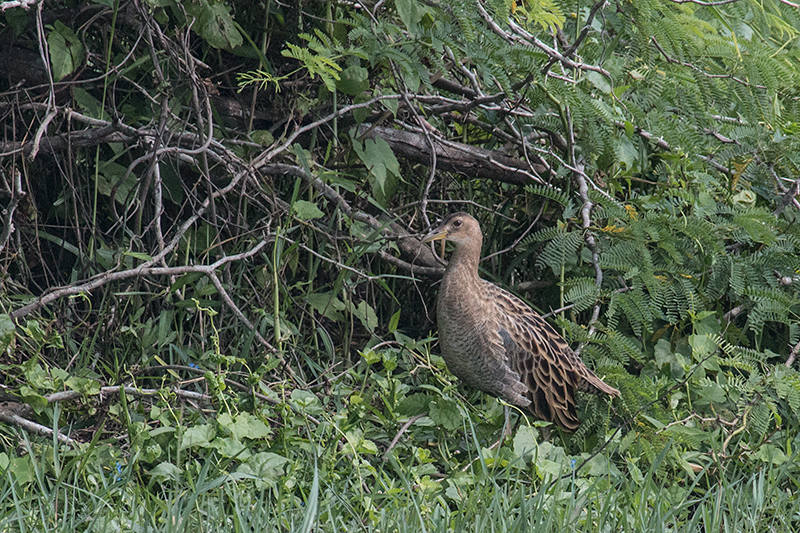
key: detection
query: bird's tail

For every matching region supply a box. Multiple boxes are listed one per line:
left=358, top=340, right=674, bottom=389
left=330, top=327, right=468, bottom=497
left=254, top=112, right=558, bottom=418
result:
left=581, top=371, right=620, bottom=397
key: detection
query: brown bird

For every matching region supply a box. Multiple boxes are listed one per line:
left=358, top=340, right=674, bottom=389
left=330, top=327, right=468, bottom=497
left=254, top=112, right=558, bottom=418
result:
left=423, top=212, right=619, bottom=430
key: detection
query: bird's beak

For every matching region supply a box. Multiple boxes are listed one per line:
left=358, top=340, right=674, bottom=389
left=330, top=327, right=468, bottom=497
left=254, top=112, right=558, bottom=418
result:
left=422, top=227, right=449, bottom=257
left=422, top=228, right=447, bottom=243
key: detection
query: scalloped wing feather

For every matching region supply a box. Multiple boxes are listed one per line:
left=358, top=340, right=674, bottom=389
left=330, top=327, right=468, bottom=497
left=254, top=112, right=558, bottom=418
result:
left=483, top=281, right=619, bottom=430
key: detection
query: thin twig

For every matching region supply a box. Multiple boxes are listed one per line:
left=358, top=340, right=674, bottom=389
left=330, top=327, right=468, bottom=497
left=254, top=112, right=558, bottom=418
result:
left=541, top=1, right=608, bottom=75
left=482, top=202, right=545, bottom=262
left=0, top=169, right=24, bottom=254
left=786, top=339, right=800, bottom=368
left=129, top=365, right=320, bottom=425
left=28, top=1, right=58, bottom=160
left=383, top=414, right=425, bottom=461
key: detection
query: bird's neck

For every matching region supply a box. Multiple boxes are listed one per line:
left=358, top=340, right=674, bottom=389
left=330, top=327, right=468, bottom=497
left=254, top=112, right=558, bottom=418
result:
left=445, top=241, right=482, bottom=281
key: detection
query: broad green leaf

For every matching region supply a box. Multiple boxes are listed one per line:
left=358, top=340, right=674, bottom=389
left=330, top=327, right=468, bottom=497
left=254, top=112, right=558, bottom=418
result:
left=613, top=85, right=631, bottom=98
left=353, top=300, right=378, bottom=332
left=291, top=389, right=323, bottom=415
left=306, top=291, right=346, bottom=321
left=696, top=380, right=726, bottom=404
left=388, top=310, right=401, bottom=333
left=689, top=334, right=716, bottom=360
left=382, top=97, right=399, bottom=116
left=146, top=462, right=182, bottom=481
left=7, top=456, right=35, bottom=485
left=336, top=65, right=369, bottom=95
left=586, top=71, right=611, bottom=93
left=751, top=443, right=789, bottom=465
left=293, top=200, right=325, bottom=220
left=513, top=425, right=538, bottom=458
left=0, top=314, right=15, bottom=351
left=123, top=251, right=154, bottom=263
left=194, top=1, right=243, bottom=49
left=251, top=130, right=274, bottom=146
left=616, top=137, right=638, bottom=170
left=237, top=452, right=289, bottom=485
left=360, top=349, right=381, bottom=364
left=429, top=398, right=461, bottom=431
left=397, top=393, right=433, bottom=416
left=20, top=386, right=47, bottom=414
left=141, top=442, right=162, bottom=463
left=5, top=6, right=27, bottom=35
left=654, top=338, right=672, bottom=368
left=353, top=136, right=400, bottom=206
left=396, top=0, right=425, bottom=34
left=47, top=21, right=83, bottom=81
left=72, top=87, right=104, bottom=119
left=179, top=424, right=216, bottom=450
left=218, top=412, right=271, bottom=441
left=212, top=437, right=252, bottom=460
left=359, top=439, right=379, bottom=454
left=97, top=161, right=137, bottom=204
left=65, top=376, right=101, bottom=396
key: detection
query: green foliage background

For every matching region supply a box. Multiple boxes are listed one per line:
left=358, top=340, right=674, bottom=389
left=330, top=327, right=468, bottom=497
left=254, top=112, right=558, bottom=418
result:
left=1, top=0, right=800, bottom=529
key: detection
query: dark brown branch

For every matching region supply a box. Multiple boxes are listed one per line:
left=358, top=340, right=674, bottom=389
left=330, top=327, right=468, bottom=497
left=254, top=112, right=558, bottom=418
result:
left=542, top=1, right=608, bottom=75
left=360, top=124, right=548, bottom=185
left=432, top=77, right=478, bottom=99
left=0, top=126, right=133, bottom=157
left=378, top=250, right=444, bottom=279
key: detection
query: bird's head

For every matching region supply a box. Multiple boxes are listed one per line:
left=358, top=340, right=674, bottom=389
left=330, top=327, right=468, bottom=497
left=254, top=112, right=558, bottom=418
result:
left=422, top=212, right=482, bottom=248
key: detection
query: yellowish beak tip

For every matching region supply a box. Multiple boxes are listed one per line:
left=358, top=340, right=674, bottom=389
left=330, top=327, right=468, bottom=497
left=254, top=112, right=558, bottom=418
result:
left=422, top=230, right=447, bottom=243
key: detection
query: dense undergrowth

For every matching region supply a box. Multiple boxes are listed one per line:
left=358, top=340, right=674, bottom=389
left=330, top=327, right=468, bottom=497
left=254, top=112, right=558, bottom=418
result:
left=2, top=0, right=800, bottom=530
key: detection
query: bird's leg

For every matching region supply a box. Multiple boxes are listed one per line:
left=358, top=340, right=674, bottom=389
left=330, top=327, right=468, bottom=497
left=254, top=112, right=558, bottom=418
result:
left=502, top=405, right=513, bottom=437
left=488, top=405, right=515, bottom=451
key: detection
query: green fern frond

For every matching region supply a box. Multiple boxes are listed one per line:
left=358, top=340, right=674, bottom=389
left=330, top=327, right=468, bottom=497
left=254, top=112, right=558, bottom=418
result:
left=563, top=277, right=600, bottom=313
left=535, top=229, right=583, bottom=275
left=525, top=184, right=569, bottom=206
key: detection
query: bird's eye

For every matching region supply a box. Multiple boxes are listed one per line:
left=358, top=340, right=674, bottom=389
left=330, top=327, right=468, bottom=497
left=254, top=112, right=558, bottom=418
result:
left=452, top=219, right=463, bottom=228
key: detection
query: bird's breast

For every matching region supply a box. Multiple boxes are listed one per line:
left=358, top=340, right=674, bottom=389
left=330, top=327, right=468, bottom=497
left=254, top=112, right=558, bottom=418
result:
left=436, top=271, right=496, bottom=379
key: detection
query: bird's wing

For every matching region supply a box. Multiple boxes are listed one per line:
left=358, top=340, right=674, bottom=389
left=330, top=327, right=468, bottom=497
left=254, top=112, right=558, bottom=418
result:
left=483, top=281, right=619, bottom=430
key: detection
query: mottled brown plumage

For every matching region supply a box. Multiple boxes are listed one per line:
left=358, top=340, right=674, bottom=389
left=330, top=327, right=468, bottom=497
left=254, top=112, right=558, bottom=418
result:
left=423, top=212, right=619, bottom=430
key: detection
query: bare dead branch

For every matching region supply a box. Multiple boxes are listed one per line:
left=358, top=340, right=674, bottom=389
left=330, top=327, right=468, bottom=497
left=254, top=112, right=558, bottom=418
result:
left=382, top=414, right=425, bottom=461
left=10, top=240, right=275, bottom=354
left=45, top=385, right=212, bottom=404
left=476, top=1, right=612, bottom=80
left=0, top=406, right=77, bottom=446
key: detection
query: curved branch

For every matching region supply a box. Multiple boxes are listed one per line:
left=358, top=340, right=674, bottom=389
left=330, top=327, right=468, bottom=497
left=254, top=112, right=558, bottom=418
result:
left=10, top=240, right=276, bottom=352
